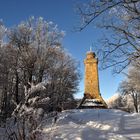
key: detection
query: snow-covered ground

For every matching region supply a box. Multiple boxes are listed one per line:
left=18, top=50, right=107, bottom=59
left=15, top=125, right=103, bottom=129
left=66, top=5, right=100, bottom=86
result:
left=42, top=109, right=140, bottom=140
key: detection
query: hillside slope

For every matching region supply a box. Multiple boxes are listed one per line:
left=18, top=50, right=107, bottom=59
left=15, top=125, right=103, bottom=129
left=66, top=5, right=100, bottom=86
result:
left=42, top=109, right=140, bottom=140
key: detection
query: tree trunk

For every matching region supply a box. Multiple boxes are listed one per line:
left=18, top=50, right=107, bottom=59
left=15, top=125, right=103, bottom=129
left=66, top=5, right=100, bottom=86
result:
left=15, top=71, right=19, bottom=104
left=134, top=94, right=138, bottom=113
left=29, top=70, right=33, bottom=83
left=38, top=68, right=44, bottom=83
left=132, top=93, right=138, bottom=113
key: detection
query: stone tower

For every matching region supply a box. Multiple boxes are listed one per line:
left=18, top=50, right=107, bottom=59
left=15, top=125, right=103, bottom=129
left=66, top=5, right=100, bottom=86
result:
left=78, top=50, right=107, bottom=108
left=84, top=51, right=100, bottom=99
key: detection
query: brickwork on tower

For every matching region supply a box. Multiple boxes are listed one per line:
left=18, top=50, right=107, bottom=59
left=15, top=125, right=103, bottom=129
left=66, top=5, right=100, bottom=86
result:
left=84, top=51, right=100, bottom=99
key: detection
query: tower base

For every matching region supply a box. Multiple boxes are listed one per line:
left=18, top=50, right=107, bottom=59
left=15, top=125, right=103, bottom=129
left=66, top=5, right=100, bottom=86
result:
left=77, top=94, right=107, bottom=109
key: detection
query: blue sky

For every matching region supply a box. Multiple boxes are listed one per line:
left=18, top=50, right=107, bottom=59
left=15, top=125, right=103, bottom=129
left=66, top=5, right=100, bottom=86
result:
left=0, top=0, right=124, bottom=100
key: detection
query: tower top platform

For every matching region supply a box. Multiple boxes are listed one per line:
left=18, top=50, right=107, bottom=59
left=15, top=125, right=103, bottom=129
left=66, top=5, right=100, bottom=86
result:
left=86, top=51, right=96, bottom=59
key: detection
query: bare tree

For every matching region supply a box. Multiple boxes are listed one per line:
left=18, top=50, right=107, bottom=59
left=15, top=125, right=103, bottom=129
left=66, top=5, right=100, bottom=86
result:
left=0, top=44, right=17, bottom=121
left=77, top=0, right=140, bottom=73
left=45, top=47, right=80, bottom=111
left=118, top=64, right=140, bottom=112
